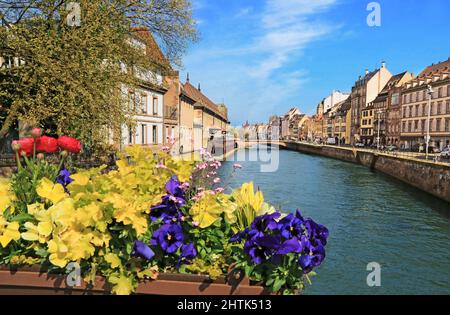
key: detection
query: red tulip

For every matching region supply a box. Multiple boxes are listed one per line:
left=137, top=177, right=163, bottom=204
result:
left=36, top=136, right=58, bottom=153
left=12, top=138, right=35, bottom=157
left=31, top=128, right=42, bottom=138
left=57, top=136, right=81, bottom=154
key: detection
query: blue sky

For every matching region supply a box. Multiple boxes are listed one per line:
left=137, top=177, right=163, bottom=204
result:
left=180, top=0, right=450, bottom=125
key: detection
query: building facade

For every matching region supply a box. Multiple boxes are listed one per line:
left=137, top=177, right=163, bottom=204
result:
left=349, top=63, right=392, bottom=144
left=182, top=79, right=229, bottom=152
left=371, top=71, right=414, bottom=146
left=400, top=58, right=450, bottom=150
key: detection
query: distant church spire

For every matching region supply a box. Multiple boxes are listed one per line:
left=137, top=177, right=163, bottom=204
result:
left=198, top=83, right=201, bottom=92
left=186, top=72, right=190, bottom=82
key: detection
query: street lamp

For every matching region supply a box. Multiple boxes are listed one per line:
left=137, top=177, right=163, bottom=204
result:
left=426, top=85, right=434, bottom=160
left=377, top=110, right=383, bottom=150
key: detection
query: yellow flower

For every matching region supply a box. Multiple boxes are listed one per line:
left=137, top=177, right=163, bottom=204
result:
left=190, top=192, right=225, bottom=228
left=21, top=221, right=52, bottom=244
left=233, top=182, right=264, bottom=212
left=0, top=219, right=20, bottom=248
left=10, top=255, right=41, bottom=265
left=108, top=273, right=135, bottom=295
left=75, top=203, right=103, bottom=228
left=36, top=178, right=66, bottom=204
left=47, top=239, right=70, bottom=267
left=104, top=194, right=148, bottom=236
left=105, top=253, right=122, bottom=269
left=90, top=230, right=111, bottom=247
left=69, top=173, right=90, bottom=186
left=0, top=179, right=15, bottom=214
left=48, top=198, right=76, bottom=227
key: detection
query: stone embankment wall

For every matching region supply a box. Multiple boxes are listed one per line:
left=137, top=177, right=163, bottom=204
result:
left=281, top=142, right=450, bottom=203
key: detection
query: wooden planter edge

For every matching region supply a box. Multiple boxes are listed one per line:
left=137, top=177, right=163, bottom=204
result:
left=0, top=266, right=269, bottom=295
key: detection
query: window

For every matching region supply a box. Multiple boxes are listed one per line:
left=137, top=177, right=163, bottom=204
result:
left=423, top=90, right=427, bottom=101
left=141, top=94, right=148, bottom=114
left=141, top=124, right=146, bottom=144
left=422, top=120, right=426, bottom=132
left=438, top=87, right=442, bottom=98
left=437, top=101, right=443, bottom=115
left=152, top=97, right=158, bottom=115
left=152, top=125, right=157, bottom=144
left=128, top=91, right=135, bottom=112
left=447, top=85, right=450, bottom=97
left=446, top=119, right=450, bottom=132
left=128, top=126, right=134, bottom=144
left=415, top=105, right=420, bottom=117
left=409, top=106, right=413, bottom=117
left=436, top=119, right=441, bottom=132
left=391, top=93, right=399, bottom=105
left=414, top=120, right=419, bottom=131
left=422, top=103, right=427, bottom=117
left=408, top=121, right=412, bottom=132
left=415, top=92, right=419, bottom=102
left=447, top=101, right=450, bottom=114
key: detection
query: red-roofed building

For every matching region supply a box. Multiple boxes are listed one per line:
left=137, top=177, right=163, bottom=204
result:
left=181, top=76, right=229, bottom=151
left=400, top=58, right=450, bottom=151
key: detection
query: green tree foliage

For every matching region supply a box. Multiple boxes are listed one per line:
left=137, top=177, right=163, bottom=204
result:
left=0, top=0, right=197, bottom=146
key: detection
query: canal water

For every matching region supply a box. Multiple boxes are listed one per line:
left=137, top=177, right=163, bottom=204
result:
left=218, top=145, right=450, bottom=295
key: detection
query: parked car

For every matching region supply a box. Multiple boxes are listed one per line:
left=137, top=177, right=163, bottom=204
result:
left=411, top=144, right=439, bottom=154
left=386, top=145, right=398, bottom=152
left=441, top=148, right=450, bottom=159
left=355, top=143, right=365, bottom=148
left=326, top=138, right=336, bottom=145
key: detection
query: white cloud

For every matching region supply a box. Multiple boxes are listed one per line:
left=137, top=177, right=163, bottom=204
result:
left=235, top=7, right=253, bottom=18
left=262, top=0, right=337, bottom=28
left=249, top=0, right=338, bottom=78
left=184, top=0, right=340, bottom=123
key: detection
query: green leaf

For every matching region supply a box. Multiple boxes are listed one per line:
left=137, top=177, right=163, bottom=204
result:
left=272, top=278, right=286, bottom=293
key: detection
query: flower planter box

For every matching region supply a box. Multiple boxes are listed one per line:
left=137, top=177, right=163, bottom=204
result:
left=0, top=266, right=268, bottom=295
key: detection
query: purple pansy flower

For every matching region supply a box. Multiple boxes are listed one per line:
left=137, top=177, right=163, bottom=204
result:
left=131, top=240, right=155, bottom=260
left=229, top=228, right=250, bottom=243
left=151, top=224, right=184, bottom=254
left=248, top=212, right=281, bottom=239
left=56, top=168, right=73, bottom=192
left=298, top=235, right=326, bottom=273
left=177, top=243, right=198, bottom=268
left=304, top=218, right=329, bottom=246
left=276, top=237, right=303, bottom=255
left=150, top=176, right=186, bottom=223
left=278, top=210, right=304, bottom=240
left=244, top=235, right=281, bottom=264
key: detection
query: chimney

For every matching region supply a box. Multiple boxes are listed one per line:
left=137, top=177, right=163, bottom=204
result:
left=198, top=83, right=201, bottom=92
left=365, top=69, right=369, bottom=75
left=381, top=61, right=386, bottom=68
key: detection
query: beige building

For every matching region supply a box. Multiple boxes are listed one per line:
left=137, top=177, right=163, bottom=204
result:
left=350, top=62, right=392, bottom=144
left=163, top=72, right=180, bottom=146
left=182, top=79, right=229, bottom=151
left=400, top=58, right=450, bottom=150
left=370, top=71, right=414, bottom=146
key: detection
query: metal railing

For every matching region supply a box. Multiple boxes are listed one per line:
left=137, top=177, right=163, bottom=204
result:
left=296, top=141, right=450, bottom=165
